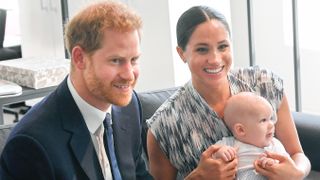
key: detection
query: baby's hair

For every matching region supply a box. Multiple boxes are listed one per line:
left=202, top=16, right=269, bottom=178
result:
left=224, top=92, right=273, bottom=133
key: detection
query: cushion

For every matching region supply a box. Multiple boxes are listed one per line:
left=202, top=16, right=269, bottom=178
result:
left=292, top=111, right=320, bottom=171
left=137, top=87, right=179, bottom=157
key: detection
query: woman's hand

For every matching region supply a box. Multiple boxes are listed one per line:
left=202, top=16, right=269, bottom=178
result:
left=254, top=151, right=304, bottom=180
left=257, top=153, right=279, bottom=168
left=185, top=145, right=238, bottom=180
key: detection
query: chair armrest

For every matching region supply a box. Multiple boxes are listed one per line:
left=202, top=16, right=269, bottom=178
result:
left=137, top=87, right=179, bottom=158
left=292, top=111, right=320, bottom=171
left=0, top=123, right=16, bottom=155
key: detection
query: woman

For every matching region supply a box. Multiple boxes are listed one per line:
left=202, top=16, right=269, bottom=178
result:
left=147, top=5, right=310, bottom=180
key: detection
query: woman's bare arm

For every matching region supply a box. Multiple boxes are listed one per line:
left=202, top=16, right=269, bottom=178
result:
left=255, top=94, right=311, bottom=179
left=147, top=130, right=177, bottom=180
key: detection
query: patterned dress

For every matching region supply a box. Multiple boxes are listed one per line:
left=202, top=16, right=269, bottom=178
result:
left=147, top=66, right=284, bottom=178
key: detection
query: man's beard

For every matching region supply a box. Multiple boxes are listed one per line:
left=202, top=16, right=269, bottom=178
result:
left=84, top=70, right=135, bottom=107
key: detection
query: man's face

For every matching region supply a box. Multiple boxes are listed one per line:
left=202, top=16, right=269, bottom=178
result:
left=83, top=29, right=141, bottom=107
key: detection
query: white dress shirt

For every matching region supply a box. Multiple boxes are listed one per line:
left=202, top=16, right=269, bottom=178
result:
left=67, top=76, right=113, bottom=179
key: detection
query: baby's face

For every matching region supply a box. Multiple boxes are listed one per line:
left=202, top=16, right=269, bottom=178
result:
left=242, top=103, right=275, bottom=148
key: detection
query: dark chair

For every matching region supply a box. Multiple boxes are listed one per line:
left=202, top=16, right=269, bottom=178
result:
left=0, top=123, right=15, bottom=155
left=0, top=8, right=28, bottom=122
left=0, top=9, right=21, bottom=60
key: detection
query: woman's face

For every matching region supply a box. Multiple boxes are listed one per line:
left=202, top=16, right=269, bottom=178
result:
left=178, top=19, right=232, bottom=90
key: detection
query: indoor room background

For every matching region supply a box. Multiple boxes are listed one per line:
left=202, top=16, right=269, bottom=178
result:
left=1, top=0, right=319, bottom=115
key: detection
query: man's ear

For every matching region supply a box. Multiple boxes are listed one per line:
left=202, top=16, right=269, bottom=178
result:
left=234, top=123, right=246, bottom=137
left=72, top=46, right=86, bottom=70
left=176, top=46, right=187, bottom=63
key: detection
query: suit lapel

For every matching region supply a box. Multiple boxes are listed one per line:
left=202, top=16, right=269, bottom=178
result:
left=111, top=91, right=140, bottom=133
left=112, top=106, right=128, bottom=131
left=111, top=92, right=142, bottom=179
left=57, top=78, right=103, bottom=180
left=111, top=91, right=141, bottom=155
left=69, top=129, right=103, bottom=180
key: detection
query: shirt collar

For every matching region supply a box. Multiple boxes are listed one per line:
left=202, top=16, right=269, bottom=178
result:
left=67, top=76, right=107, bottom=134
left=106, top=106, right=113, bottom=125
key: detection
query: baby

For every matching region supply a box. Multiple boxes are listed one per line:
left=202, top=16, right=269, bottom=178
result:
left=214, top=92, right=289, bottom=179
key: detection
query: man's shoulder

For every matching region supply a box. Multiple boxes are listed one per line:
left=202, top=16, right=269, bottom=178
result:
left=8, top=95, right=67, bottom=144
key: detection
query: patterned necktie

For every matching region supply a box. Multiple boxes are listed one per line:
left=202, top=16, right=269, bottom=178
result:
left=104, top=113, right=122, bottom=180
left=95, top=125, right=112, bottom=180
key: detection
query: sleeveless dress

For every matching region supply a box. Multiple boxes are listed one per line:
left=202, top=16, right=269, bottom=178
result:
left=147, top=66, right=284, bottom=178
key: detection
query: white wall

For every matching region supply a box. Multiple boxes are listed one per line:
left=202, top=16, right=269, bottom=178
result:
left=229, top=0, right=250, bottom=68
left=18, top=0, right=65, bottom=59
left=252, top=0, right=296, bottom=110
left=0, top=0, right=21, bottom=47
left=128, top=0, right=175, bottom=92
left=68, top=0, right=104, bottom=17
left=230, top=0, right=296, bottom=110
left=294, top=1, right=320, bottom=114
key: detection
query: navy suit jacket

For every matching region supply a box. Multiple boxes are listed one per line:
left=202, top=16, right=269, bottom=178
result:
left=0, top=78, right=152, bottom=180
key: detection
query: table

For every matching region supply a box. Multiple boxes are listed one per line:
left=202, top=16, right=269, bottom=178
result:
left=0, top=86, right=57, bottom=124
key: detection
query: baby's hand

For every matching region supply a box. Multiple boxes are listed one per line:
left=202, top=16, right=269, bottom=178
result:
left=212, top=145, right=236, bottom=162
left=258, top=153, right=279, bottom=168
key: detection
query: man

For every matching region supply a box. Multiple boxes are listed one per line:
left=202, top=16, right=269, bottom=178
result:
left=0, top=1, right=152, bottom=179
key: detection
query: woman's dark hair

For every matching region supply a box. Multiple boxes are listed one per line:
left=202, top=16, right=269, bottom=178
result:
left=176, top=6, right=230, bottom=51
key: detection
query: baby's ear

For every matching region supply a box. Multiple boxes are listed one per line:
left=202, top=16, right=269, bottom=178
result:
left=234, top=123, right=245, bottom=137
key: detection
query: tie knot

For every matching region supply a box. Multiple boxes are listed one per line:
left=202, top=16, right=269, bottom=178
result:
left=104, top=113, right=112, bottom=128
